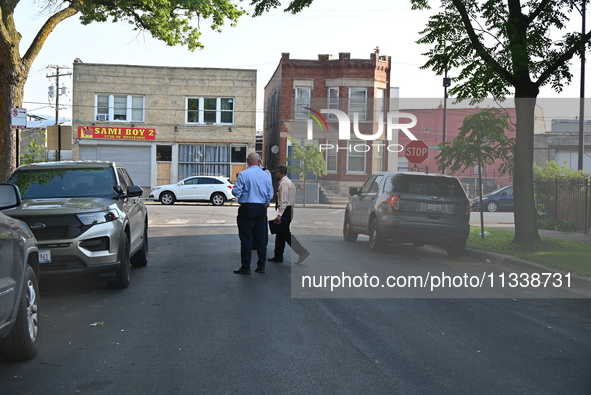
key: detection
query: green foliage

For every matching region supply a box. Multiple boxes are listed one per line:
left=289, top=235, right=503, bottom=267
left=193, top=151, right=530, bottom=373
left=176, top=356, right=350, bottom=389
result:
left=533, top=161, right=588, bottom=182
left=78, top=0, right=247, bottom=50
left=287, top=138, right=327, bottom=181
left=19, top=133, right=47, bottom=165
left=435, top=108, right=514, bottom=176
left=537, top=218, right=575, bottom=232
left=250, top=0, right=315, bottom=16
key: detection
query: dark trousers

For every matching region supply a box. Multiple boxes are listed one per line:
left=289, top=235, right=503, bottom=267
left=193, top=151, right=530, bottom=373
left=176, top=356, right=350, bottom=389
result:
left=237, top=203, right=268, bottom=269
left=274, top=206, right=307, bottom=259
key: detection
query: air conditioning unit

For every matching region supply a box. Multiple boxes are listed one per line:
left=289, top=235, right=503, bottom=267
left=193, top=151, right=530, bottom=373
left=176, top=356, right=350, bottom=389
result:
left=97, top=114, right=109, bottom=121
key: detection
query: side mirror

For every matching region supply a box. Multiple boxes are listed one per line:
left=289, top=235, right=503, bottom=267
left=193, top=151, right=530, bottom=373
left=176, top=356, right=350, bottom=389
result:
left=349, top=187, right=360, bottom=196
left=0, top=184, right=22, bottom=210
left=126, top=185, right=144, bottom=198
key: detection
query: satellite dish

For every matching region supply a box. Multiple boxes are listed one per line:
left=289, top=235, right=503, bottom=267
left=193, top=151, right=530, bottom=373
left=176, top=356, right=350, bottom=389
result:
left=271, top=145, right=279, bottom=154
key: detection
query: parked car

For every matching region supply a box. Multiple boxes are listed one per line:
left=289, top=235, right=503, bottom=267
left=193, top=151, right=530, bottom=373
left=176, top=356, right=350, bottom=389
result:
left=460, top=177, right=499, bottom=198
left=5, top=161, right=149, bottom=288
left=149, top=176, right=235, bottom=206
left=471, top=185, right=514, bottom=212
left=0, top=184, right=40, bottom=361
left=343, top=172, right=471, bottom=257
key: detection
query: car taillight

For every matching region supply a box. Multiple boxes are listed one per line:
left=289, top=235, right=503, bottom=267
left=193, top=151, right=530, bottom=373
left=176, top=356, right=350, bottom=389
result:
left=389, top=195, right=400, bottom=211
left=228, top=185, right=233, bottom=189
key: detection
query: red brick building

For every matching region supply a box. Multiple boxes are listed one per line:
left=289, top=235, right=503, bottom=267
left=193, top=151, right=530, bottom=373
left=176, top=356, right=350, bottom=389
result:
left=399, top=105, right=518, bottom=190
left=263, top=50, right=393, bottom=200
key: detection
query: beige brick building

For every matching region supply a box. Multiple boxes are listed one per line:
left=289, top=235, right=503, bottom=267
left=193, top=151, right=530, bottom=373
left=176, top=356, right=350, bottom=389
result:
left=72, top=62, right=257, bottom=189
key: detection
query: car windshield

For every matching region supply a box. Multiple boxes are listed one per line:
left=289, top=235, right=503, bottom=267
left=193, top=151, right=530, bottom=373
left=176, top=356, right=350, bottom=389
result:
left=7, top=168, right=118, bottom=199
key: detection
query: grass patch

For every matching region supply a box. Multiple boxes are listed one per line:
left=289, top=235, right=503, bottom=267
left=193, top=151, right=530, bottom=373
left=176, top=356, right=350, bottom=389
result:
left=467, top=227, right=591, bottom=277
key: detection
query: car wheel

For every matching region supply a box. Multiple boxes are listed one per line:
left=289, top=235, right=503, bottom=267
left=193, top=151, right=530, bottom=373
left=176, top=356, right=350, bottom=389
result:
left=368, top=217, right=386, bottom=252
left=0, top=265, right=39, bottom=361
left=109, top=233, right=131, bottom=289
left=160, top=191, right=176, bottom=205
left=211, top=192, right=226, bottom=206
left=446, top=239, right=467, bottom=257
left=131, top=224, right=149, bottom=268
left=343, top=212, right=358, bottom=242
left=486, top=201, right=498, bottom=212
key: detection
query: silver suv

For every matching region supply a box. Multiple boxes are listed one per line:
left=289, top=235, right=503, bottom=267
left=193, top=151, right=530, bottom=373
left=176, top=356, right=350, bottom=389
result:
left=5, top=161, right=149, bottom=288
left=343, top=172, right=470, bottom=257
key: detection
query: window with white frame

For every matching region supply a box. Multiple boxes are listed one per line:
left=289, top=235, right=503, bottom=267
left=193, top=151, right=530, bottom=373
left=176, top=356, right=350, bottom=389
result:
left=325, top=139, right=338, bottom=172
left=95, top=94, right=145, bottom=122
left=186, top=97, right=234, bottom=124
left=349, top=88, right=367, bottom=121
left=327, top=88, right=339, bottom=120
left=295, top=87, right=311, bottom=119
left=347, top=139, right=366, bottom=173
left=376, top=88, right=386, bottom=122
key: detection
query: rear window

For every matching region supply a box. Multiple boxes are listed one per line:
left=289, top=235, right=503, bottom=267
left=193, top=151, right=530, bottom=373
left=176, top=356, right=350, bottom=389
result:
left=7, top=168, right=117, bottom=199
left=386, top=175, right=465, bottom=198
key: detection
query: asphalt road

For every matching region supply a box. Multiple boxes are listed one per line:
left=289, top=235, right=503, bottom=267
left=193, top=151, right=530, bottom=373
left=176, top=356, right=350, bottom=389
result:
left=1, top=205, right=590, bottom=394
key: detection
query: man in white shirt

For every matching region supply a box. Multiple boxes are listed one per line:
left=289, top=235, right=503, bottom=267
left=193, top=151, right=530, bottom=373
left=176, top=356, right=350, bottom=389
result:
left=268, top=166, right=310, bottom=264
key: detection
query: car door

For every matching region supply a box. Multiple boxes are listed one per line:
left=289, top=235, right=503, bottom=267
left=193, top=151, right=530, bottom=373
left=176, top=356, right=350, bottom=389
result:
left=176, top=177, right=200, bottom=200
left=351, top=175, right=382, bottom=230
left=198, top=177, right=222, bottom=200
left=498, top=186, right=514, bottom=211
left=0, top=214, right=20, bottom=326
left=117, top=168, right=144, bottom=252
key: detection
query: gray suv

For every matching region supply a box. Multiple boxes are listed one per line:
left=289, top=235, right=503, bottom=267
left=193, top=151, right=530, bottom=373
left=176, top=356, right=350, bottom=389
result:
left=343, top=172, right=470, bottom=257
left=0, top=184, right=39, bottom=361
left=5, top=161, right=149, bottom=288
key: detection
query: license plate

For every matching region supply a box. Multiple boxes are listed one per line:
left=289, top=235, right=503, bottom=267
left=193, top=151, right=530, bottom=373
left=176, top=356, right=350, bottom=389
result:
left=427, top=203, right=442, bottom=212
left=39, top=249, right=51, bottom=264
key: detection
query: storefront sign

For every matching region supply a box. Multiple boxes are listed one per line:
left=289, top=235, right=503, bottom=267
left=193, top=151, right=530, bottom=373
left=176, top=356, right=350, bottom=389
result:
left=78, top=126, right=156, bottom=140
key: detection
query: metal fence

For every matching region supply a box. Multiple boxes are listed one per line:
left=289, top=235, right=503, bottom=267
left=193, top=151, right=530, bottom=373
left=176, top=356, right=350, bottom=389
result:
left=534, top=179, right=591, bottom=234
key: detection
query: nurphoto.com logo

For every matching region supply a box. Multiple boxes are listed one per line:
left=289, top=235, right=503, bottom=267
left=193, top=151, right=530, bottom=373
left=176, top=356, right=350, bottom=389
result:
left=304, top=107, right=419, bottom=153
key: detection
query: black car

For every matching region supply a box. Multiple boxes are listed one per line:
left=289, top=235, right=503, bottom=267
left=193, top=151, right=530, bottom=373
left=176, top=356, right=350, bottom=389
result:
left=343, top=172, right=471, bottom=257
left=0, top=184, right=40, bottom=361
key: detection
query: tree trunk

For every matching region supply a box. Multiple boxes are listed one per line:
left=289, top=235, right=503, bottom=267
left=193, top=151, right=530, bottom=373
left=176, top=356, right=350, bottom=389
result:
left=0, top=56, right=27, bottom=181
left=512, top=93, right=542, bottom=244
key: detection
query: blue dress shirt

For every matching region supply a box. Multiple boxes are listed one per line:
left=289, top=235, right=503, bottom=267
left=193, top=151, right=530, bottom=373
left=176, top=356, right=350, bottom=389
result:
left=232, top=165, right=274, bottom=204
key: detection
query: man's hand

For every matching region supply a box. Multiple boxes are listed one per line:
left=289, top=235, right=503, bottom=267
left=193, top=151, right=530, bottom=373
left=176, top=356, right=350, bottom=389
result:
left=274, top=215, right=282, bottom=224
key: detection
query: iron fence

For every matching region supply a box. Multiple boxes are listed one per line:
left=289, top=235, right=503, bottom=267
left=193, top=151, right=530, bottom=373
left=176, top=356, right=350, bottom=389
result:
left=534, top=179, right=591, bottom=234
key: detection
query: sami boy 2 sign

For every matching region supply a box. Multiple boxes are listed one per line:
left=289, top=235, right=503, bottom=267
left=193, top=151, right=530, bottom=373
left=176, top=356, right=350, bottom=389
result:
left=78, top=126, right=156, bottom=140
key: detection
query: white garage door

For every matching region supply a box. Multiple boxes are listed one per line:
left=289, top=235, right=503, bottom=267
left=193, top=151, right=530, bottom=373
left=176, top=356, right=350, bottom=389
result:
left=80, top=145, right=151, bottom=187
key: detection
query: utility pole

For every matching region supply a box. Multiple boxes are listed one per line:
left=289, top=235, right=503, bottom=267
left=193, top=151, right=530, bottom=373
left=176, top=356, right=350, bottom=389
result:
left=47, top=65, right=72, bottom=161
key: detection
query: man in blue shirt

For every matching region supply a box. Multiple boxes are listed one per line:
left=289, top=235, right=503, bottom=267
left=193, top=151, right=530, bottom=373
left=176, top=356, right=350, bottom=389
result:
left=232, top=152, right=274, bottom=274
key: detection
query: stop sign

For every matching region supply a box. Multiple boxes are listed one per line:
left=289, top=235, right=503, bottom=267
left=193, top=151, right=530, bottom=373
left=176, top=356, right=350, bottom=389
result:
left=405, top=140, right=429, bottom=164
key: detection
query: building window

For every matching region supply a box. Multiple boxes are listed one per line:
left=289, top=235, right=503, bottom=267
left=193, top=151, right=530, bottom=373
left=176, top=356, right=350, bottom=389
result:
left=178, top=144, right=247, bottom=178
left=295, top=87, right=311, bottom=119
left=327, top=88, right=339, bottom=120
left=376, top=88, right=386, bottom=122
left=186, top=97, right=234, bottom=124
left=349, top=88, right=367, bottom=121
left=325, top=139, right=338, bottom=172
left=347, top=139, right=366, bottom=173
left=95, top=94, right=145, bottom=122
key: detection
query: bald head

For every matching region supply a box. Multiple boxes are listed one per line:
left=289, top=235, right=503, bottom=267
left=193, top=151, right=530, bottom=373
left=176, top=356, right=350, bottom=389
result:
left=246, top=152, right=260, bottom=166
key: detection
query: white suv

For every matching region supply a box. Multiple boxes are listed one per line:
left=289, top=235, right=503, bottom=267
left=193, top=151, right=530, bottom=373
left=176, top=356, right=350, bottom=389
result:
left=5, top=161, right=149, bottom=288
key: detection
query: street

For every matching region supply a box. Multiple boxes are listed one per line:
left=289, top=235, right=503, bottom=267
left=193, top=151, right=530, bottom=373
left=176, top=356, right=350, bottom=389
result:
left=1, top=204, right=590, bottom=394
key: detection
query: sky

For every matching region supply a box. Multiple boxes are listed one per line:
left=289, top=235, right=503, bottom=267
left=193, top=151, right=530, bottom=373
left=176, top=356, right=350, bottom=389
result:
left=14, top=0, right=591, bottom=128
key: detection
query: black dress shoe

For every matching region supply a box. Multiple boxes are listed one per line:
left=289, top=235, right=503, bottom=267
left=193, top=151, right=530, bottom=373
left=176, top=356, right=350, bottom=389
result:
left=233, top=268, right=251, bottom=274
left=268, top=257, right=283, bottom=263
left=255, top=267, right=265, bottom=273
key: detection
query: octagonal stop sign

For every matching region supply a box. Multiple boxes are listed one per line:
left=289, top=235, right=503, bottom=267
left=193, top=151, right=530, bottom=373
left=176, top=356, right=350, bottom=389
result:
left=405, top=140, right=429, bottom=164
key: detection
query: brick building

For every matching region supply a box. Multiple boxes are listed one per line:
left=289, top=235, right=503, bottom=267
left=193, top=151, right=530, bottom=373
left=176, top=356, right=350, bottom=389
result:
left=72, top=62, right=257, bottom=189
left=263, top=51, right=393, bottom=201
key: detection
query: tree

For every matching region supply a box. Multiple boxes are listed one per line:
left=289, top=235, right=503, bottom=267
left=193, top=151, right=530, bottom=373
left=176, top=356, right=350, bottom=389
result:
left=436, top=108, right=515, bottom=238
left=0, top=0, right=246, bottom=181
left=409, top=0, right=591, bottom=244
left=287, top=138, right=327, bottom=205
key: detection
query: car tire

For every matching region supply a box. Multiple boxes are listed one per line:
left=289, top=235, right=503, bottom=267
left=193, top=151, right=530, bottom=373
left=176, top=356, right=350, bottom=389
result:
left=446, top=240, right=467, bottom=257
left=160, top=191, right=176, bottom=205
left=109, top=233, right=131, bottom=289
left=131, top=224, right=149, bottom=268
left=0, top=265, right=40, bottom=361
left=343, top=212, right=358, bottom=242
left=486, top=201, right=498, bottom=212
left=368, top=217, right=386, bottom=252
left=211, top=192, right=226, bottom=206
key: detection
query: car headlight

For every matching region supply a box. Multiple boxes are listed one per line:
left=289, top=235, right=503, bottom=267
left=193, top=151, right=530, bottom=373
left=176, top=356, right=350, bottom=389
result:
left=77, top=210, right=120, bottom=225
